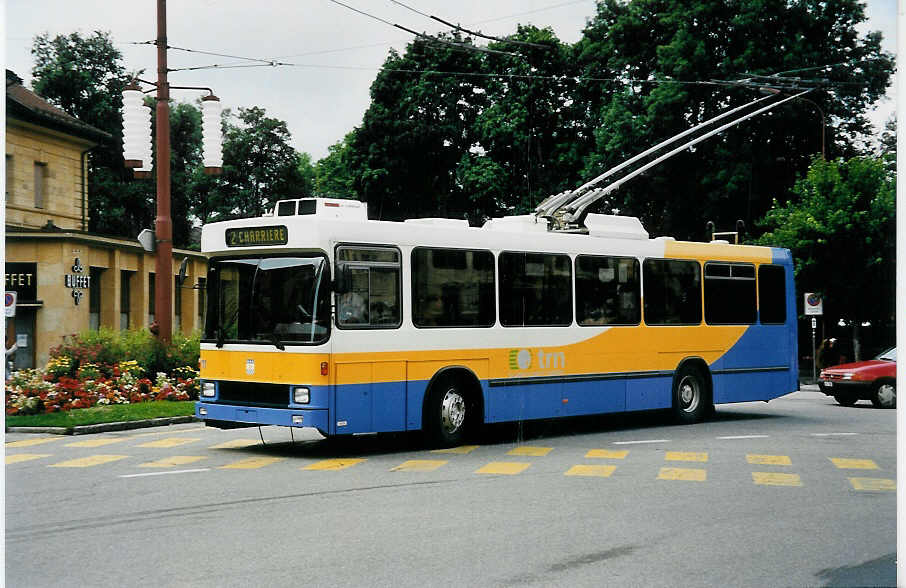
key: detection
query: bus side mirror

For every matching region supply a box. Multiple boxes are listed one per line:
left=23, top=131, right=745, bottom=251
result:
left=176, top=257, right=189, bottom=287
left=334, top=264, right=350, bottom=294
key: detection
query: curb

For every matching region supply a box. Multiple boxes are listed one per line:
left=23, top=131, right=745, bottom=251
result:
left=7, top=416, right=200, bottom=436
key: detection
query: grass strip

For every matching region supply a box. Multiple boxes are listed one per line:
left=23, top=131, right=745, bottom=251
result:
left=6, top=401, right=196, bottom=428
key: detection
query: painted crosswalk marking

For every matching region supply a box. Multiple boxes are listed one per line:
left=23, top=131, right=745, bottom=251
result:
left=665, top=451, right=708, bottom=463
left=137, top=437, right=201, bottom=449
left=830, top=458, right=879, bottom=470
left=6, top=437, right=60, bottom=448
left=208, top=439, right=260, bottom=450
left=50, top=454, right=129, bottom=468
left=391, top=460, right=447, bottom=472
left=219, top=457, right=285, bottom=470
left=302, top=458, right=365, bottom=471
left=6, top=453, right=51, bottom=464
left=66, top=438, right=127, bottom=448
left=565, top=465, right=616, bottom=477
left=585, top=449, right=628, bottom=459
left=140, top=456, right=208, bottom=468
left=747, top=454, right=792, bottom=466
left=752, top=472, right=802, bottom=486
left=658, top=467, right=707, bottom=482
left=475, top=462, right=531, bottom=475
left=507, top=446, right=552, bottom=457
left=431, top=445, right=479, bottom=455
left=849, top=477, right=895, bottom=491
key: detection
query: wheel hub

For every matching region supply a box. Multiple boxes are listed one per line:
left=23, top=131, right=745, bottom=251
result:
left=877, top=384, right=896, bottom=406
left=441, top=389, right=466, bottom=434
left=679, top=376, right=700, bottom=412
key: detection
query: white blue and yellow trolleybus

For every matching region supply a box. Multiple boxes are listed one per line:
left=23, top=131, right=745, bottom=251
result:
left=195, top=197, right=798, bottom=445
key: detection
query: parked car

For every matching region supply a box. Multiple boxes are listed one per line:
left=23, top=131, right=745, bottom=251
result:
left=818, top=347, right=896, bottom=408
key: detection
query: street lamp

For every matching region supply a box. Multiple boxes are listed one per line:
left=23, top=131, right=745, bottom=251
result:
left=120, top=0, right=223, bottom=343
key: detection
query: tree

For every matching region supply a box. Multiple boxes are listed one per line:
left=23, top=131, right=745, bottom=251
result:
left=296, top=152, right=316, bottom=197
left=315, top=134, right=357, bottom=198
left=573, top=0, right=894, bottom=240
left=219, top=107, right=305, bottom=218
left=755, top=156, right=895, bottom=356
left=31, top=31, right=153, bottom=238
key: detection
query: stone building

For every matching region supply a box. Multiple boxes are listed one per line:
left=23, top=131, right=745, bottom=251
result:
left=5, top=70, right=207, bottom=369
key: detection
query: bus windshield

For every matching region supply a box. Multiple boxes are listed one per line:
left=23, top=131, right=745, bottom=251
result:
left=204, top=255, right=330, bottom=346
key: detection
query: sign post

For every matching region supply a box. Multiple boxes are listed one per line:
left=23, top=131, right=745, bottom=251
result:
left=804, top=293, right=824, bottom=383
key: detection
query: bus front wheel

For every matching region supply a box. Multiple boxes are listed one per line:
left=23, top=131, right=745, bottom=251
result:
left=672, top=365, right=710, bottom=424
left=425, top=378, right=469, bottom=447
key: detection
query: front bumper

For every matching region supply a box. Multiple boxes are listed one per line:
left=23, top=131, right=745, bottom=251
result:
left=196, top=401, right=329, bottom=433
left=817, top=379, right=873, bottom=398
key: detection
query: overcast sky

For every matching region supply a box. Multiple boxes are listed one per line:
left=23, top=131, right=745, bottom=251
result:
left=5, top=0, right=897, bottom=161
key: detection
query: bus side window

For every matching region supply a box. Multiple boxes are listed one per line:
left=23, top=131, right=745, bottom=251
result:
left=643, top=258, right=702, bottom=325
left=336, top=246, right=402, bottom=329
left=758, top=265, right=786, bottom=324
left=575, top=255, right=641, bottom=326
left=703, top=262, right=756, bottom=325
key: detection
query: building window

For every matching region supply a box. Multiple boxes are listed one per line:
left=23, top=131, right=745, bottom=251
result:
left=6, top=155, right=13, bottom=200
left=120, top=270, right=133, bottom=330
left=33, top=162, right=47, bottom=209
left=197, top=277, right=207, bottom=322
left=412, top=248, right=495, bottom=328
left=89, top=268, right=104, bottom=330
left=174, top=274, right=182, bottom=331
left=148, top=273, right=155, bottom=325
left=499, top=251, right=572, bottom=327
left=575, top=255, right=641, bottom=326
left=643, top=259, right=702, bottom=325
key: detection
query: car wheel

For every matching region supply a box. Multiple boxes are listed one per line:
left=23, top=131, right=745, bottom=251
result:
left=672, top=364, right=710, bottom=424
left=424, top=377, right=469, bottom=447
left=870, top=381, right=896, bottom=409
left=833, top=394, right=857, bottom=407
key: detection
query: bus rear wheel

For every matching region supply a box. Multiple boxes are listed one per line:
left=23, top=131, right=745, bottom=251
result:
left=672, top=365, right=710, bottom=424
left=425, top=377, right=469, bottom=447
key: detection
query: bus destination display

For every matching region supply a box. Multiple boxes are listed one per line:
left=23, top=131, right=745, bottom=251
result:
left=225, top=225, right=288, bottom=247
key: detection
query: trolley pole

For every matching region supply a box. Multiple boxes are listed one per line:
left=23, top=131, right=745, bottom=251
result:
left=154, top=0, right=173, bottom=344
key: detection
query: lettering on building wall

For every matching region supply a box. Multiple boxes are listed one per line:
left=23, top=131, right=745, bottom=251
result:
left=64, top=257, right=89, bottom=305
left=5, top=262, right=38, bottom=301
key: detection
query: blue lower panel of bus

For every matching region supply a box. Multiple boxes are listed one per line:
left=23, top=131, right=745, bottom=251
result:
left=196, top=401, right=329, bottom=432
left=335, top=381, right=407, bottom=434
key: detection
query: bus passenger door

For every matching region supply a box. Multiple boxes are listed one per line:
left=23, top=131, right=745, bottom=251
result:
left=334, top=360, right=407, bottom=434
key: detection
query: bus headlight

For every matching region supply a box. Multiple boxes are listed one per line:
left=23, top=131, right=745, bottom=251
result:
left=201, top=382, right=216, bottom=397
left=293, top=387, right=310, bottom=404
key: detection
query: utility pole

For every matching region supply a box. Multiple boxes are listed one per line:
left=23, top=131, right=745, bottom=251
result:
left=154, top=0, right=173, bottom=344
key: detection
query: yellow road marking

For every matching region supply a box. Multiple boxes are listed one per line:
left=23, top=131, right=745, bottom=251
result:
left=747, top=454, right=792, bottom=466
left=6, top=453, right=51, bottom=464
left=220, top=457, right=285, bottom=470
left=658, top=467, right=707, bottom=482
left=391, top=460, right=447, bottom=472
left=475, top=462, right=531, bottom=475
left=6, top=437, right=60, bottom=448
left=50, top=454, right=128, bottom=468
left=431, top=445, right=479, bottom=455
left=829, top=458, right=879, bottom=470
left=565, top=464, right=616, bottom=477
left=66, top=438, right=127, bottom=448
left=137, top=437, right=201, bottom=449
left=302, top=458, right=365, bottom=471
left=507, top=446, right=552, bottom=457
left=208, top=439, right=261, bottom=450
left=752, top=472, right=802, bottom=486
left=665, top=451, right=708, bottom=462
left=140, top=456, right=208, bottom=468
left=849, top=477, right=896, bottom=491
left=585, top=449, right=629, bottom=460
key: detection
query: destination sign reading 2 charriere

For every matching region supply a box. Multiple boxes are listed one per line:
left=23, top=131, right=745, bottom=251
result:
left=225, top=225, right=288, bottom=247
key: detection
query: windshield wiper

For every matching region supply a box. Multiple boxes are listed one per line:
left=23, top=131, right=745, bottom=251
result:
left=270, top=331, right=285, bottom=351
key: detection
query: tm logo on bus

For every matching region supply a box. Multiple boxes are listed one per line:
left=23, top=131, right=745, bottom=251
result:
left=508, top=349, right=566, bottom=371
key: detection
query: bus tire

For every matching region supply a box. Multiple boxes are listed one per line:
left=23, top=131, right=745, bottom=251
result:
left=672, top=364, right=710, bottom=424
left=424, top=376, right=470, bottom=447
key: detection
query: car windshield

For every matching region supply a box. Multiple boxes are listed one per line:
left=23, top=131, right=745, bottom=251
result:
left=203, top=255, right=330, bottom=345
left=876, top=347, right=896, bottom=361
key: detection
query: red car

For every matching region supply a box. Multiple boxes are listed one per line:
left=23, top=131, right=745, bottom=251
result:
left=818, top=347, right=896, bottom=408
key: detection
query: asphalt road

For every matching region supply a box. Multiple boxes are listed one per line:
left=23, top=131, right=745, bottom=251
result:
left=5, top=389, right=896, bottom=587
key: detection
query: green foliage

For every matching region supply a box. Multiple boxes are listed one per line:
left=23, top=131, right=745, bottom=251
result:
left=49, top=328, right=200, bottom=377
left=315, top=134, right=357, bottom=198
left=6, top=401, right=195, bottom=428
left=755, top=156, right=895, bottom=326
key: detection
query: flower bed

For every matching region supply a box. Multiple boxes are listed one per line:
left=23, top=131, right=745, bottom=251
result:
left=5, top=329, right=200, bottom=416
